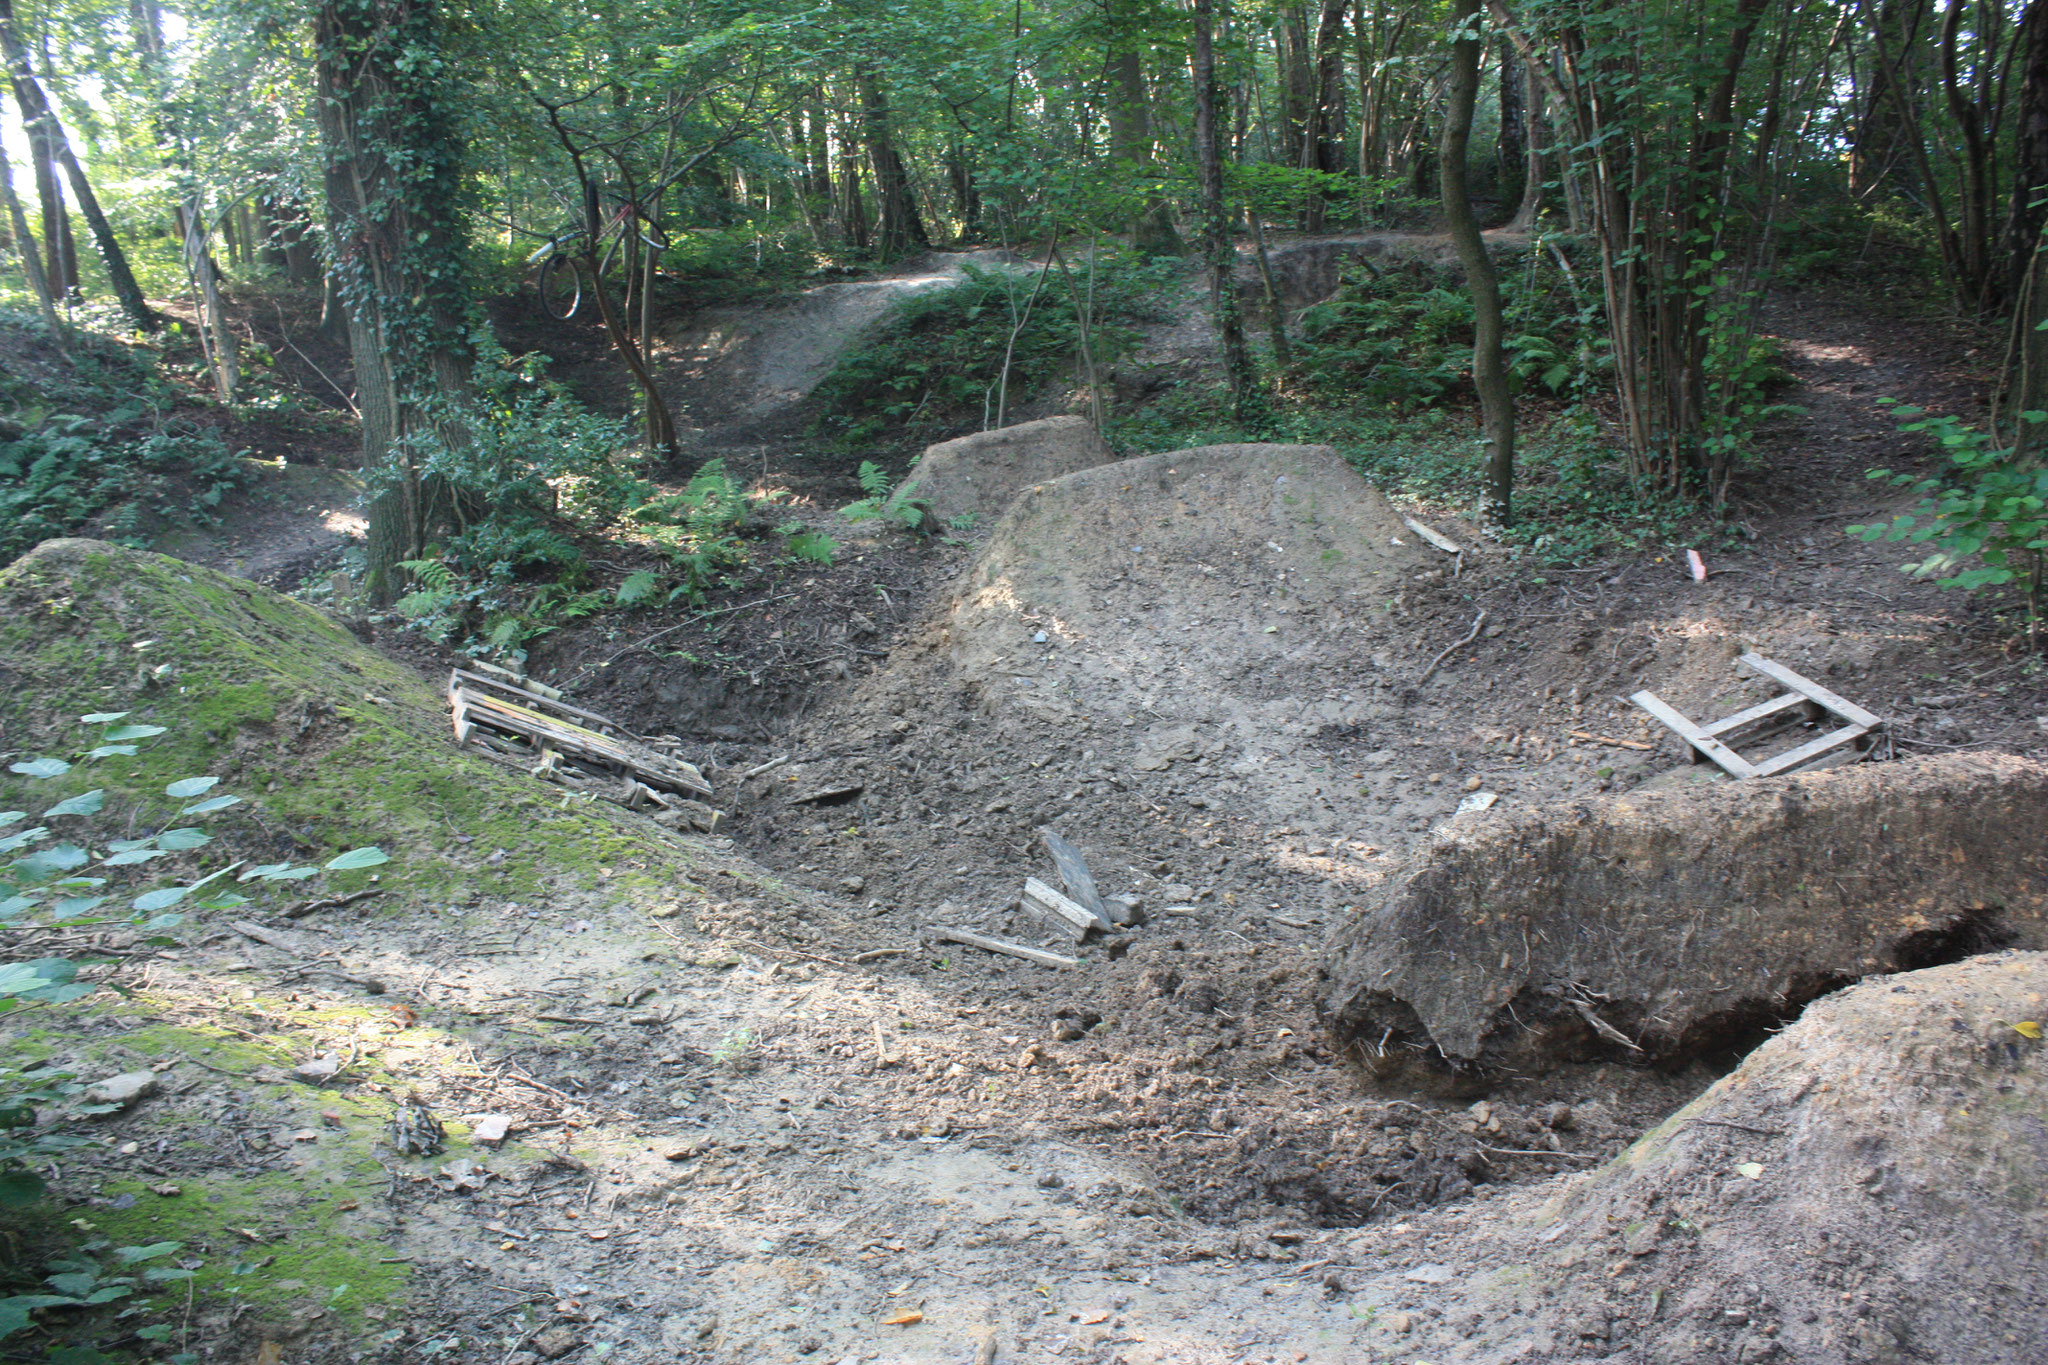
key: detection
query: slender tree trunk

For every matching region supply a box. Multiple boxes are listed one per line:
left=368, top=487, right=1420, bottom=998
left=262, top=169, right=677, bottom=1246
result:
left=835, top=98, right=871, bottom=252
left=1508, top=46, right=1547, bottom=230
left=0, top=0, right=162, bottom=332
left=1193, top=0, right=1257, bottom=417
left=1497, top=34, right=1525, bottom=218
left=805, top=87, right=834, bottom=206
left=27, top=119, right=74, bottom=296
left=2003, top=0, right=2048, bottom=458
left=1443, top=0, right=1512, bottom=525
left=858, top=65, right=928, bottom=258
left=0, top=129, right=62, bottom=339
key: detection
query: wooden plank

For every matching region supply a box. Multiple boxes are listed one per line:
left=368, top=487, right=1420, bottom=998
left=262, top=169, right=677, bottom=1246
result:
left=1402, top=516, right=1463, bottom=556
left=1022, top=876, right=1111, bottom=939
left=929, top=926, right=1078, bottom=969
left=1629, top=690, right=1760, bottom=779
left=449, top=669, right=626, bottom=735
left=1700, top=691, right=1810, bottom=738
left=1037, top=827, right=1105, bottom=916
left=454, top=687, right=713, bottom=796
left=1752, top=725, right=1870, bottom=778
left=1737, top=653, right=1882, bottom=729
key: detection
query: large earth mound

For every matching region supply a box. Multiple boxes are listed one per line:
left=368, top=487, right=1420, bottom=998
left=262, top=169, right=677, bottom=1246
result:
left=1319, top=751, right=2048, bottom=1081
left=902, top=415, right=1116, bottom=529
left=1485, top=950, right=2048, bottom=1364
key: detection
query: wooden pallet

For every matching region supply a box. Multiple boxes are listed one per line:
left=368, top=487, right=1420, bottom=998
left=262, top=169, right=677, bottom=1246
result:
left=1631, top=652, right=1882, bottom=780
left=446, top=668, right=712, bottom=797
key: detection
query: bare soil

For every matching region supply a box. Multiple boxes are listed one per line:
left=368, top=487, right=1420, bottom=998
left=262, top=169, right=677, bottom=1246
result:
left=17, top=246, right=2048, bottom=1365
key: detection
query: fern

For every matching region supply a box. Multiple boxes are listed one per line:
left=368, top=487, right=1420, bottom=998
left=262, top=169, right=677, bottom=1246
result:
left=785, top=530, right=838, bottom=565
left=841, top=463, right=931, bottom=532
left=615, top=570, right=662, bottom=605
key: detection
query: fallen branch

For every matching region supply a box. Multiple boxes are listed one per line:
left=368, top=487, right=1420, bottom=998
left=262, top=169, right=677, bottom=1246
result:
left=725, top=935, right=856, bottom=971
left=283, top=888, right=385, bottom=919
left=1568, top=730, right=1654, bottom=751
left=1418, top=610, right=1488, bottom=685
left=926, top=925, right=1077, bottom=969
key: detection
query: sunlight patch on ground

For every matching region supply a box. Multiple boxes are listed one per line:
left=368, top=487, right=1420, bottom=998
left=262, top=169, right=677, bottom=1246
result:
left=322, top=509, right=368, bottom=535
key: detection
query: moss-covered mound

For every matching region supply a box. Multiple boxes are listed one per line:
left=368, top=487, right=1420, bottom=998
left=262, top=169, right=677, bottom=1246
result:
left=0, top=538, right=730, bottom=912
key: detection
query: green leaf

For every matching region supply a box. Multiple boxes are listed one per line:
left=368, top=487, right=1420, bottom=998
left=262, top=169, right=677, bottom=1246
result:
left=132, top=886, right=190, bottom=913
left=0, top=812, right=24, bottom=826
left=79, top=712, right=129, bottom=724
left=17, top=844, right=90, bottom=877
left=180, top=795, right=242, bottom=815
left=0, top=1169, right=46, bottom=1207
left=9, top=758, right=71, bottom=778
left=101, top=725, right=167, bottom=742
left=164, top=777, right=220, bottom=799
left=44, top=1273, right=97, bottom=1296
left=86, top=745, right=139, bottom=759
left=0, top=827, right=48, bottom=854
left=103, top=849, right=168, bottom=866
left=154, top=828, right=210, bottom=851
left=325, top=846, right=391, bottom=871
left=115, top=1241, right=183, bottom=1264
left=42, top=790, right=105, bottom=818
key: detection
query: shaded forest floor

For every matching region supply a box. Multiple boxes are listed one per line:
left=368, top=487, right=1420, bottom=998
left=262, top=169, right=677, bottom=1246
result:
left=10, top=240, right=2047, bottom=1365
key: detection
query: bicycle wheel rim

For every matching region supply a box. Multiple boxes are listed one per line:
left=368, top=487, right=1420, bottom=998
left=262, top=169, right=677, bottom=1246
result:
left=538, top=254, right=582, bottom=320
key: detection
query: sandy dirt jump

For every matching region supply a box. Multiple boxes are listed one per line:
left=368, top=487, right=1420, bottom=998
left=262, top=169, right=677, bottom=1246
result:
left=903, top=417, right=1118, bottom=530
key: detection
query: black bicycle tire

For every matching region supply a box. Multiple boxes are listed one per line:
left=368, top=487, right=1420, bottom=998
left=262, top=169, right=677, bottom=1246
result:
left=537, top=252, right=582, bottom=320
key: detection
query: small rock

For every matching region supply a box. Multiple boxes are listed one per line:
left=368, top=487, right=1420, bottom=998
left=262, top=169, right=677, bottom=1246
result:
left=469, top=1113, right=513, bottom=1145
left=151, top=1183, right=181, bottom=1197
left=1105, top=893, right=1147, bottom=927
left=1623, top=1220, right=1663, bottom=1256
left=530, top=1326, right=582, bottom=1359
left=294, top=1055, right=341, bottom=1081
left=1541, top=1102, right=1576, bottom=1131
left=1384, top=1311, right=1415, bottom=1335
left=1404, top=1263, right=1455, bottom=1284
left=83, top=1071, right=158, bottom=1108
left=837, top=875, right=865, bottom=896
left=1268, top=1229, right=1304, bottom=1246
left=1036, top=1171, right=1063, bottom=1189
left=1463, top=774, right=1484, bottom=791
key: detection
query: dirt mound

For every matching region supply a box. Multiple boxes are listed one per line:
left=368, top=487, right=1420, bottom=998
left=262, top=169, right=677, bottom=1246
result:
left=1495, top=950, right=2048, bottom=1364
left=1319, top=753, right=2048, bottom=1082
left=942, top=441, right=1429, bottom=820
left=902, top=416, right=1116, bottom=529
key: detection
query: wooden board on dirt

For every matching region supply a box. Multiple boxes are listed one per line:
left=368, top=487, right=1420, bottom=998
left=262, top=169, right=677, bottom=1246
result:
left=447, top=669, right=712, bottom=798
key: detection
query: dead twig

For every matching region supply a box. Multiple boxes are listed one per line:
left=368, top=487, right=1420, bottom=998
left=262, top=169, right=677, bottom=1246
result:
left=1418, top=610, right=1489, bottom=685
left=283, top=888, right=385, bottom=919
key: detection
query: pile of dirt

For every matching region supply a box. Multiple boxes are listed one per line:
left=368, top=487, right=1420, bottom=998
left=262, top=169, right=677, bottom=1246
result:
left=1478, top=950, right=2048, bottom=1364
left=902, top=415, right=1116, bottom=529
left=1319, top=752, right=2048, bottom=1083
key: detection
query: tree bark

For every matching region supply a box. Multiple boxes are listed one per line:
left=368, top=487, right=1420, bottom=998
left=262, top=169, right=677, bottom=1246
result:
left=1193, top=0, right=1257, bottom=417
left=1497, top=33, right=1525, bottom=217
left=2003, top=0, right=2048, bottom=459
left=0, top=0, right=162, bottom=332
left=1105, top=28, right=1184, bottom=256
left=0, top=127, right=62, bottom=339
left=1507, top=44, right=1547, bottom=230
left=858, top=65, right=928, bottom=258
left=313, top=0, right=477, bottom=601
left=1442, top=0, right=1512, bottom=525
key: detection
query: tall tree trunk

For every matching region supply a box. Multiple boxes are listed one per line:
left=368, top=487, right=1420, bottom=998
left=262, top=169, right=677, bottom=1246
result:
left=1193, top=0, right=1257, bottom=417
left=858, top=65, right=928, bottom=258
left=0, top=128, right=62, bottom=339
left=0, top=0, right=161, bottom=332
left=1497, top=34, right=1525, bottom=218
left=1442, top=0, right=1512, bottom=525
left=835, top=99, right=871, bottom=252
left=1105, top=26, right=1184, bottom=256
left=313, top=0, right=476, bottom=601
left=2003, top=0, right=2048, bottom=459
left=1508, top=45, right=1547, bottom=230
left=28, top=119, right=74, bottom=296
left=946, top=141, right=983, bottom=243
left=805, top=87, right=834, bottom=205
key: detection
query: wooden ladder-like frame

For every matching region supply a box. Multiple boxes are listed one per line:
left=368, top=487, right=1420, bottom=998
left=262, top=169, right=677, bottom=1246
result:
left=1631, top=652, right=1883, bottom=780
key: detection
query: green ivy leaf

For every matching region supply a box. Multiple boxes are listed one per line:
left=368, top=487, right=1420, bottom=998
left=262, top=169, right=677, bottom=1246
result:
left=9, top=758, right=71, bottom=778
left=101, top=725, right=168, bottom=742
left=164, top=777, right=220, bottom=798
left=78, top=712, right=129, bottom=724
left=42, top=790, right=105, bottom=818
left=180, top=795, right=242, bottom=816
left=325, top=846, right=391, bottom=871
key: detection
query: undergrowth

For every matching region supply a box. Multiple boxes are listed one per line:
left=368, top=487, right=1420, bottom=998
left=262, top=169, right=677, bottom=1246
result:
left=811, top=248, right=1181, bottom=446
left=0, top=316, right=249, bottom=562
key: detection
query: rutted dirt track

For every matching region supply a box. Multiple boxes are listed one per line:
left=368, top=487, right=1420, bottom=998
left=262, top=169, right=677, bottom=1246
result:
left=10, top=246, right=2048, bottom=1365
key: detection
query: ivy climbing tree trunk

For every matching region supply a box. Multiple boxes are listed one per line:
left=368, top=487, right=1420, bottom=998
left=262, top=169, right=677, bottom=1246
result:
left=1442, top=0, right=1512, bottom=525
left=1192, top=0, right=1257, bottom=418
left=313, top=0, right=477, bottom=602
left=0, top=0, right=162, bottom=333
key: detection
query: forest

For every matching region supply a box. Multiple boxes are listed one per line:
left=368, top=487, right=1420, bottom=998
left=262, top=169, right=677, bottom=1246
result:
left=4, top=1, right=2048, bottom=1365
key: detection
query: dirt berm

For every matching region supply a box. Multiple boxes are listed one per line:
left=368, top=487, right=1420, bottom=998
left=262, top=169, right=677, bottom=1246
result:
left=902, top=415, right=1116, bottom=529
left=1471, top=950, right=2048, bottom=1365
left=1319, top=753, right=2048, bottom=1081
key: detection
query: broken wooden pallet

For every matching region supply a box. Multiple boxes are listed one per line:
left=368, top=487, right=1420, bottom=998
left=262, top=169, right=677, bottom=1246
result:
left=1631, top=652, right=1881, bottom=780
left=447, top=668, right=712, bottom=798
